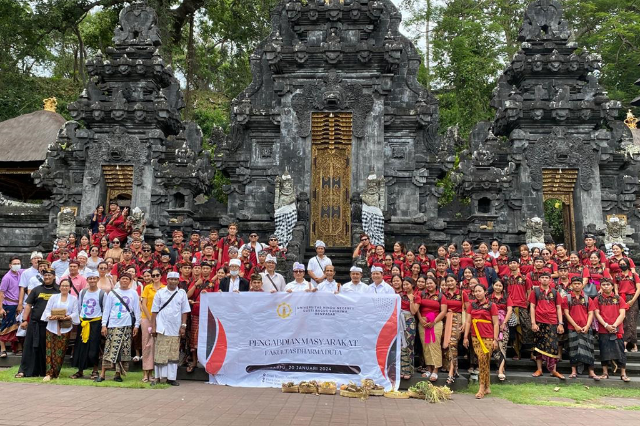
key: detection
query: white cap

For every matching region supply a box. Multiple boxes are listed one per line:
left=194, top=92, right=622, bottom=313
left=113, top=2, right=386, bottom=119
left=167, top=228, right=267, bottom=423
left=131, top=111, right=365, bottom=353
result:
left=30, top=251, right=43, bottom=260
left=315, top=240, right=326, bottom=248
left=229, top=259, right=241, bottom=267
left=293, top=262, right=305, bottom=271
left=76, top=251, right=88, bottom=258
left=167, top=271, right=180, bottom=279
left=265, top=254, right=277, bottom=264
left=350, top=266, right=363, bottom=273
left=370, top=266, right=383, bottom=273
left=85, top=270, right=99, bottom=278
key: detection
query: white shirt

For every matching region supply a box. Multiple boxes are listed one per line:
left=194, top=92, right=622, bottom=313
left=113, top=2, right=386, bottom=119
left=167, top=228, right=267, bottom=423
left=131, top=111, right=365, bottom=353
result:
left=367, top=281, right=395, bottom=294
left=285, top=280, right=311, bottom=292
left=51, top=260, right=69, bottom=279
left=101, top=288, right=141, bottom=328
left=261, top=271, right=286, bottom=292
left=317, top=279, right=339, bottom=293
left=151, top=287, right=190, bottom=337
left=79, top=288, right=104, bottom=319
left=307, top=255, right=332, bottom=287
left=41, top=294, right=80, bottom=334
left=18, top=266, right=39, bottom=289
left=227, top=276, right=240, bottom=292
left=342, top=281, right=369, bottom=293
left=489, top=251, right=500, bottom=259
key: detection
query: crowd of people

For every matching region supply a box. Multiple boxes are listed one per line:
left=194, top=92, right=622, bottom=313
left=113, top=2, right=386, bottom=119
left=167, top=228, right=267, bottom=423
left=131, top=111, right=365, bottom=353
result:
left=0, top=201, right=638, bottom=397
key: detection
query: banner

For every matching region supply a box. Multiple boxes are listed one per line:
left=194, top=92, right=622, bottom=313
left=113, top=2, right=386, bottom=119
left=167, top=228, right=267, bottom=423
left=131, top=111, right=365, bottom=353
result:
left=197, top=292, right=401, bottom=390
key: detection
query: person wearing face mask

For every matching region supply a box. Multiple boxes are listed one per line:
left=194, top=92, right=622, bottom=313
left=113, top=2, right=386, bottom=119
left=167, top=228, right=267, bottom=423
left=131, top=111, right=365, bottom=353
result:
left=0, top=257, right=24, bottom=357
left=219, top=259, right=249, bottom=292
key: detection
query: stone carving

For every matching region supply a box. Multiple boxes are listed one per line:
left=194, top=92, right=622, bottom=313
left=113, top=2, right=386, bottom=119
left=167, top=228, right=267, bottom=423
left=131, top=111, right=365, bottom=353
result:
left=113, top=0, right=161, bottom=46
left=518, top=0, right=569, bottom=41
left=56, top=207, right=77, bottom=238
left=525, top=217, right=545, bottom=249
left=130, top=207, right=146, bottom=234
left=291, top=70, right=374, bottom=138
left=361, top=173, right=386, bottom=246
left=86, top=127, right=148, bottom=185
left=605, top=215, right=626, bottom=246
left=525, top=127, right=596, bottom=191
left=274, top=171, right=297, bottom=248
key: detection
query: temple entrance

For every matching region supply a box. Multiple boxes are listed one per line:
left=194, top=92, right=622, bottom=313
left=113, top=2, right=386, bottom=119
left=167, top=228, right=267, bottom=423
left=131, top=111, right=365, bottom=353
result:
left=310, top=112, right=352, bottom=247
left=103, top=164, right=133, bottom=207
left=542, top=169, right=577, bottom=251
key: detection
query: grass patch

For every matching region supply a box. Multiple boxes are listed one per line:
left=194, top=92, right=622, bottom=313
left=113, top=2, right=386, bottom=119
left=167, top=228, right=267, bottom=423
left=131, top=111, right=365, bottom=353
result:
left=461, top=383, right=640, bottom=410
left=0, top=366, right=168, bottom=389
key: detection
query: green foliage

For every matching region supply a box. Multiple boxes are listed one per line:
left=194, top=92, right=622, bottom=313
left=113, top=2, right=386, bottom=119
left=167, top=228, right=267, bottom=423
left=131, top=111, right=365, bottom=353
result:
left=544, top=198, right=565, bottom=244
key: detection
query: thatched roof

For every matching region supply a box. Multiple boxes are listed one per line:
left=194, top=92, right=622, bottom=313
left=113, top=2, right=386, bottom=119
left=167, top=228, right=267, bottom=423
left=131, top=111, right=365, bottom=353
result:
left=0, top=110, right=66, bottom=162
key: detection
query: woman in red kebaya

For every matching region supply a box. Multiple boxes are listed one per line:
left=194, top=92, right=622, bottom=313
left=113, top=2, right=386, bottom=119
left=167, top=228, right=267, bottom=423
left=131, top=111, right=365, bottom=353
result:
left=490, top=280, right=513, bottom=381
left=390, top=265, right=402, bottom=282
left=567, top=252, right=583, bottom=281
left=607, top=243, right=636, bottom=275
left=495, top=245, right=510, bottom=278
left=583, top=252, right=612, bottom=293
left=459, top=240, right=475, bottom=269
left=541, top=248, right=558, bottom=278
left=407, top=263, right=421, bottom=282
left=106, top=206, right=129, bottom=242
left=459, top=267, right=475, bottom=297
left=554, top=244, right=570, bottom=266
left=592, top=279, right=630, bottom=381
left=400, top=277, right=420, bottom=380
left=405, top=250, right=416, bottom=270
left=447, top=243, right=458, bottom=257
left=417, top=276, right=447, bottom=382
left=531, top=247, right=542, bottom=259
left=563, top=277, right=598, bottom=380
left=613, top=258, right=640, bottom=352
left=518, top=245, right=534, bottom=276
left=416, top=244, right=430, bottom=273
left=463, top=284, right=499, bottom=399
left=477, top=242, right=497, bottom=271
left=382, top=255, right=393, bottom=281
left=368, top=245, right=386, bottom=267
left=436, top=245, right=449, bottom=261
left=98, top=236, right=110, bottom=260
left=390, top=275, right=403, bottom=294
left=442, top=274, right=465, bottom=384
left=391, top=242, right=406, bottom=267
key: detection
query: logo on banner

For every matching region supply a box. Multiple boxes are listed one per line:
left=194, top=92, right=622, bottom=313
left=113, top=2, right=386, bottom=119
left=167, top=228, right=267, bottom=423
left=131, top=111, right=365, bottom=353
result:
left=205, top=309, right=228, bottom=375
left=277, top=302, right=292, bottom=319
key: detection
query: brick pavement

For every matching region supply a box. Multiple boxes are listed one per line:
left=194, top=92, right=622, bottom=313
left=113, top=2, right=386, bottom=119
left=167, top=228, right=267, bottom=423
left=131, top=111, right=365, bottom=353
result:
left=2, top=381, right=640, bottom=426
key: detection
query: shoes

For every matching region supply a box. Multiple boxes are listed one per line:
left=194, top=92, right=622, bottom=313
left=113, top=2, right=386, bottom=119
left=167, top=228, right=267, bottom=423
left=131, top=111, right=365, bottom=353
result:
left=94, top=376, right=105, bottom=382
left=113, top=375, right=123, bottom=382
left=132, top=356, right=141, bottom=362
left=167, top=380, right=180, bottom=386
left=551, top=371, right=566, bottom=380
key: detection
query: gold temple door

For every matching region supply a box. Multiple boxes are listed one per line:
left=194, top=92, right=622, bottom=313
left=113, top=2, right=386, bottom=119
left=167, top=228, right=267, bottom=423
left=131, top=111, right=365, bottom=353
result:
left=310, top=112, right=352, bottom=247
left=103, top=165, right=133, bottom=207
left=542, top=169, right=577, bottom=251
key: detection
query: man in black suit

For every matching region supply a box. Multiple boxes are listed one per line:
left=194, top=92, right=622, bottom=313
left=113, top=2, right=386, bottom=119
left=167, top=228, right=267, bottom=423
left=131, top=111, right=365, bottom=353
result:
left=219, top=259, right=249, bottom=292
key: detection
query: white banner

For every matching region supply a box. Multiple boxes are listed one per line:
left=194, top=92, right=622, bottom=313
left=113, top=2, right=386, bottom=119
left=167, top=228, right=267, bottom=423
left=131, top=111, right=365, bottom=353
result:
left=197, top=292, right=402, bottom=390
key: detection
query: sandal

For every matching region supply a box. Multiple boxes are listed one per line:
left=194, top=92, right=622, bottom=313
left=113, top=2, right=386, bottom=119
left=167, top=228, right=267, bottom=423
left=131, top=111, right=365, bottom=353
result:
left=421, top=371, right=432, bottom=379
left=90, top=371, right=99, bottom=379
left=14, top=372, right=24, bottom=378
left=142, top=378, right=149, bottom=383
left=590, top=375, right=601, bottom=381
left=568, top=373, right=577, bottom=379
left=70, top=372, right=83, bottom=379
left=429, top=373, right=438, bottom=382
left=0, top=351, right=7, bottom=358
left=498, top=373, right=506, bottom=381
left=621, top=375, right=631, bottom=382
left=475, top=391, right=485, bottom=399
left=601, top=374, right=609, bottom=379
left=446, top=375, right=455, bottom=384
left=186, top=365, right=195, bottom=373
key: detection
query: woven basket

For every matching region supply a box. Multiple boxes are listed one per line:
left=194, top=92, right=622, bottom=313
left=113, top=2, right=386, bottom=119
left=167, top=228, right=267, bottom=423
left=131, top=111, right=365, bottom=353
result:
left=340, top=390, right=364, bottom=398
left=299, top=385, right=318, bottom=394
left=281, top=385, right=299, bottom=393
left=318, top=387, right=337, bottom=395
left=369, top=389, right=385, bottom=396
left=384, top=391, right=410, bottom=399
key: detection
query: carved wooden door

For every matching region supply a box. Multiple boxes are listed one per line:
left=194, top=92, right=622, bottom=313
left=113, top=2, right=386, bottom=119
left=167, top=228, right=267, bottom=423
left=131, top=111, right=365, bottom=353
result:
left=311, top=112, right=352, bottom=247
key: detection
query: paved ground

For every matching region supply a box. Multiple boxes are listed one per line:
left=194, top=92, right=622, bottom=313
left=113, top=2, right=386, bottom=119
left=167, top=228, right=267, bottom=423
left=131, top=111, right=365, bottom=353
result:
left=3, top=381, right=640, bottom=426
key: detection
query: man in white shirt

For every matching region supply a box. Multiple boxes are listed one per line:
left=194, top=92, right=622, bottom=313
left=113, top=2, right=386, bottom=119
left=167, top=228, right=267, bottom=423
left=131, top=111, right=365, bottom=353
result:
left=341, top=266, right=369, bottom=293
left=367, top=266, right=395, bottom=294
left=151, top=271, right=190, bottom=386
left=261, top=255, right=286, bottom=293
left=285, top=262, right=312, bottom=292
left=307, top=240, right=332, bottom=288
left=62, top=251, right=89, bottom=278
left=17, top=252, right=43, bottom=315
left=219, top=259, right=249, bottom=292
left=317, top=265, right=339, bottom=294
left=51, top=249, right=70, bottom=279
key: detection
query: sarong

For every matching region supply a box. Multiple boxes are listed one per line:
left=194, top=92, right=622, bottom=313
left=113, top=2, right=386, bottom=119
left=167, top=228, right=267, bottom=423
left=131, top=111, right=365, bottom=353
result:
left=274, top=203, right=297, bottom=248
left=472, top=337, right=493, bottom=389
left=71, top=318, right=102, bottom=371
left=400, top=311, right=416, bottom=376
left=102, top=326, right=132, bottom=374
left=568, top=330, right=595, bottom=367
left=623, top=294, right=638, bottom=347
left=362, top=204, right=385, bottom=247
left=190, top=315, right=199, bottom=351
left=18, top=320, right=47, bottom=377
left=514, top=306, right=533, bottom=356
left=493, top=310, right=509, bottom=366
left=0, top=304, right=18, bottom=343
left=534, top=323, right=559, bottom=372
left=154, top=334, right=180, bottom=365
left=442, top=312, right=462, bottom=372
left=418, top=320, right=443, bottom=368
left=598, top=334, right=626, bottom=368
left=45, top=331, right=69, bottom=378
left=141, top=318, right=154, bottom=371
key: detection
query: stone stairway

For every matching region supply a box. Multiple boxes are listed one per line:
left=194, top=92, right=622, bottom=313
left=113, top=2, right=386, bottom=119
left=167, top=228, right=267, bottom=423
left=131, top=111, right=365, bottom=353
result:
left=303, top=247, right=354, bottom=285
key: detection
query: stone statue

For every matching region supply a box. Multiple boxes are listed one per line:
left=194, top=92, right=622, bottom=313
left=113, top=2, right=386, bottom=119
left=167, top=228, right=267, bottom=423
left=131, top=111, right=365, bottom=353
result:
left=361, top=173, right=386, bottom=247
left=605, top=215, right=628, bottom=256
left=525, top=216, right=545, bottom=250
left=274, top=171, right=297, bottom=248
left=130, top=207, right=146, bottom=235
left=56, top=207, right=77, bottom=238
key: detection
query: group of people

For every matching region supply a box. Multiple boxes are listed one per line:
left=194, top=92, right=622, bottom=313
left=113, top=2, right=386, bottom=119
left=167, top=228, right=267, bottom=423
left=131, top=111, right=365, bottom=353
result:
left=0, top=204, right=637, bottom=396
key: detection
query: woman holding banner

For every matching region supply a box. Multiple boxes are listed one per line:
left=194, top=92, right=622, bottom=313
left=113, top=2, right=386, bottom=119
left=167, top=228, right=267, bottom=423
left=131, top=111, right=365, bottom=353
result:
left=400, top=277, right=420, bottom=380
left=417, top=276, right=447, bottom=382
left=463, top=284, right=499, bottom=399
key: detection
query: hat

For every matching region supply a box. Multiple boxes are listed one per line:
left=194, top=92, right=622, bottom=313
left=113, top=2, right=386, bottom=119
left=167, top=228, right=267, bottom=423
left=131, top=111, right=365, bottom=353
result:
left=570, top=276, right=582, bottom=283
left=265, top=254, right=277, bottom=264
left=584, top=233, right=596, bottom=240
left=258, top=250, right=268, bottom=256
left=241, top=244, right=252, bottom=252
left=350, top=266, right=363, bottom=273
left=30, top=251, right=43, bottom=260
left=228, top=246, right=239, bottom=254
left=155, top=239, right=166, bottom=245
left=38, top=260, right=50, bottom=266
left=315, top=240, right=326, bottom=248
left=558, top=263, right=568, bottom=270
left=539, top=271, right=551, bottom=277
left=269, top=234, right=278, bottom=240
left=229, top=259, right=241, bottom=267
left=42, top=268, right=55, bottom=276
left=76, top=251, right=88, bottom=258
left=86, top=270, right=99, bottom=279
left=200, top=261, right=212, bottom=268
left=167, top=271, right=180, bottom=279
left=122, top=247, right=132, bottom=253
left=371, top=266, right=383, bottom=273
left=293, top=262, right=305, bottom=271
left=119, top=272, right=132, bottom=281
left=191, top=230, right=201, bottom=235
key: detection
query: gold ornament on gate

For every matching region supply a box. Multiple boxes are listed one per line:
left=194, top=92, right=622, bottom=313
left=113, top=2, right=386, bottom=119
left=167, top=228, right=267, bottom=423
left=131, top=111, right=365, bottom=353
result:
left=624, top=109, right=638, bottom=129
left=43, top=97, right=58, bottom=112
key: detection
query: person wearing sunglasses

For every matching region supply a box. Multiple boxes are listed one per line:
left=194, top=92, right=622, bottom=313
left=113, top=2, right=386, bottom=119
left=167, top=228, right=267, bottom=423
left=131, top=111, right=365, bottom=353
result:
left=105, top=239, right=123, bottom=262
left=352, top=233, right=376, bottom=261
left=246, top=233, right=264, bottom=265
left=285, top=263, right=312, bottom=292
left=264, top=234, right=285, bottom=259
left=96, top=261, right=114, bottom=293
left=137, top=244, right=154, bottom=275
left=140, top=268, right=165, bottom=383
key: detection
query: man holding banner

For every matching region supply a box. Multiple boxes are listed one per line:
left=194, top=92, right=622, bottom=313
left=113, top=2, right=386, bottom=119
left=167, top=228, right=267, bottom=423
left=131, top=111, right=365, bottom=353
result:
left=368, top=266, right=395, bottom=294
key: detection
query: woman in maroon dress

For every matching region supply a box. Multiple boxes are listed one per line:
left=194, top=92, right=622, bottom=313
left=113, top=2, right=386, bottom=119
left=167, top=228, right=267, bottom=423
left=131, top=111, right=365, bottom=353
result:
left=607, top=243, right=636, bottom=275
